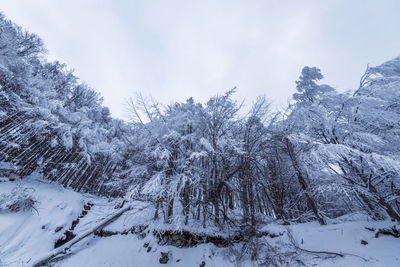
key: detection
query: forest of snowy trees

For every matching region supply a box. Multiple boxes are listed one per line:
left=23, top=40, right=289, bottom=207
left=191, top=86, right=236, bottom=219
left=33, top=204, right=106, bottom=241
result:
left=0, top=10, right=399, bottom=240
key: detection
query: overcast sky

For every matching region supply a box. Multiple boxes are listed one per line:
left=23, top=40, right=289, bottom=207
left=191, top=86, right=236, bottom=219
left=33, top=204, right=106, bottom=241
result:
left=2, top=0, right=400, bottom=118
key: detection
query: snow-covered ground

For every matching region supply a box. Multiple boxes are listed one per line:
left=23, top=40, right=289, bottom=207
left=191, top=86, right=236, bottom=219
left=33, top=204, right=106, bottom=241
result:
left=0, top=175, right=399, bottom=267
left=0, top=175, right=82, bottom=266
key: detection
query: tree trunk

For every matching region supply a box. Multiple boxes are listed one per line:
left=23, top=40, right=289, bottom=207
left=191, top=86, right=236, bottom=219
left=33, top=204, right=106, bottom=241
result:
left=285, top=138, right=326, bottom=225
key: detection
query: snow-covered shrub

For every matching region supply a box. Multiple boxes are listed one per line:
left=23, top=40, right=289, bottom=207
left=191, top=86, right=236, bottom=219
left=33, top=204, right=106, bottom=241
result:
left=0, top=185, right=38, bottom=213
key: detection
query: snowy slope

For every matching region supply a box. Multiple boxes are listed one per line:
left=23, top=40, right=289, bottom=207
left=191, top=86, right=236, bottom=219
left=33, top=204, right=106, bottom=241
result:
left=0, top=176, right=399, bottom=267
left=0, top=174, right=83, bottom=266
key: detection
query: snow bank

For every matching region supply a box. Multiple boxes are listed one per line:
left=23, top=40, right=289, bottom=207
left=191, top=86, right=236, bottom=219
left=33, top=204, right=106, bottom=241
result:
left=0, top=174, right=83, bottom=266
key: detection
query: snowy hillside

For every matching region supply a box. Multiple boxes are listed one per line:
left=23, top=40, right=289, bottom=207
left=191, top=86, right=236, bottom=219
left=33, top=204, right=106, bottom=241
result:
left=1, top=175, right=399, bottom=266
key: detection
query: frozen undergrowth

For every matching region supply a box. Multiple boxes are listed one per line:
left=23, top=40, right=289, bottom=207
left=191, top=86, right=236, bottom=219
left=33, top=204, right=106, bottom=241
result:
left=0, top=176, right=399, bottom=267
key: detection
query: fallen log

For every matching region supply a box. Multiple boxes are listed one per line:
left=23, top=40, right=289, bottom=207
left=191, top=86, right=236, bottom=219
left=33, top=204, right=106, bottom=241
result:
left=29, top=204, right=133, bottom=267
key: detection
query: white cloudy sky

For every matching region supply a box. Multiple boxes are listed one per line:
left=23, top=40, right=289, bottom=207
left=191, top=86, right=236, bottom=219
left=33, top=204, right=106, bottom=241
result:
left=2, top=0, right=400, bottom=118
